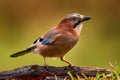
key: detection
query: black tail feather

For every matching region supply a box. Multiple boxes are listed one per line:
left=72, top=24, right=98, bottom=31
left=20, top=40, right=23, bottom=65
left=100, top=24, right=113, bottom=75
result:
left=10, top=49, right=31, bottom=57
left=10, top=46, right=36, bottom=58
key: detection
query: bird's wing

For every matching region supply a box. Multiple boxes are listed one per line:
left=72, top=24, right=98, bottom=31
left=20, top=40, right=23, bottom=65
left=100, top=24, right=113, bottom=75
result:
left=33, top=29, right=61, bottom=45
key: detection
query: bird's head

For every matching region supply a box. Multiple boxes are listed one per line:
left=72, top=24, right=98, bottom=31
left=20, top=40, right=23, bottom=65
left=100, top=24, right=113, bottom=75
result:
left=58, top=13, right=91, bottom=31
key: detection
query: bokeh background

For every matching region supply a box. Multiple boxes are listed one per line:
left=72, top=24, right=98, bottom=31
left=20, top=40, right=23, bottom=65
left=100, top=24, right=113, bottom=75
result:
left=0, top=0, right=120, bottom=71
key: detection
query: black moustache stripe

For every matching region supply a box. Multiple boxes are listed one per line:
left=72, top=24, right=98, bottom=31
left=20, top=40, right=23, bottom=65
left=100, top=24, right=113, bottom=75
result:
left=73, top=20, right=81, bottom=28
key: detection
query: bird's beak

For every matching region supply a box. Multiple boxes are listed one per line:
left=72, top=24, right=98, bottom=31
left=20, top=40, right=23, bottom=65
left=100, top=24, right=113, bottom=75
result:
left=81, top=16, right=91, bottom=22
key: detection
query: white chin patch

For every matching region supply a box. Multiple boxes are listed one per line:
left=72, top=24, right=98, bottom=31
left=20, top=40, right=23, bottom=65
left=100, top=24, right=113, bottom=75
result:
left=75, top=24, right=83, bottom=34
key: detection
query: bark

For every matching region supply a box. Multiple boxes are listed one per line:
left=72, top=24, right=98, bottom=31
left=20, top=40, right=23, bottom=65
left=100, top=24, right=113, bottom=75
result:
left=0, top=65, right=111, bottom=80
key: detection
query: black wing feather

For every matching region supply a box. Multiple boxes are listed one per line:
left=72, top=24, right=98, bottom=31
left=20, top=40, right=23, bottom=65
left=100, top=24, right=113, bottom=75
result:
left=33, top=37, right=44, bottom=43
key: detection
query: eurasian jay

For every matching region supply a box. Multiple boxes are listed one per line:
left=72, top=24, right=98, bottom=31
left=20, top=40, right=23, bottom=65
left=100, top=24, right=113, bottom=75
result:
left=10, top=13, right=91, bottom=67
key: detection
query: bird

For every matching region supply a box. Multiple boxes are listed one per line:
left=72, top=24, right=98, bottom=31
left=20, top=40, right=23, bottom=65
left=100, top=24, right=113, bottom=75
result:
left=10, top=13, right=91, bottom=67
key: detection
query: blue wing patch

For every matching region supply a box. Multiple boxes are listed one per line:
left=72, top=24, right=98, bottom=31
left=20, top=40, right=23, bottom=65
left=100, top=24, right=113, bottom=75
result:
left=41, top=39, right=51, bottom=45
left=33, top=38, right=51, bottom=45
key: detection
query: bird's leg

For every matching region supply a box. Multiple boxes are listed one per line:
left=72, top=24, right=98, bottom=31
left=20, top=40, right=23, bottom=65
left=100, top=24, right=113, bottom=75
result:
left=43, top=57, right=47, bottom=66
left=60, top=56, right=74, bottom=67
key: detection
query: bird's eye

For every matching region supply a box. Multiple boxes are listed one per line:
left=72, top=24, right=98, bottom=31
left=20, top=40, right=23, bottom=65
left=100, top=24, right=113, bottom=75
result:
left=69, top=17, right=77, bottom=22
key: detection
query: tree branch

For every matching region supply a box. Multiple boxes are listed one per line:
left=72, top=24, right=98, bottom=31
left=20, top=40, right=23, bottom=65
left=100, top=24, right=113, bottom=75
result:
left=0, top=65, right=111, bottom=80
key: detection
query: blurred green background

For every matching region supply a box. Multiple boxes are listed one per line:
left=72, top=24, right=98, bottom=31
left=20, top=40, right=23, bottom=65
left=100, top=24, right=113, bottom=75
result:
left=0, top=0, right=120, bottom=71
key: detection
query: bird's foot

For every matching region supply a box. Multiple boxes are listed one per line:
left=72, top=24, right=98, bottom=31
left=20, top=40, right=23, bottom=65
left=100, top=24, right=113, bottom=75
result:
left=68, top=63, right=74, bottom=68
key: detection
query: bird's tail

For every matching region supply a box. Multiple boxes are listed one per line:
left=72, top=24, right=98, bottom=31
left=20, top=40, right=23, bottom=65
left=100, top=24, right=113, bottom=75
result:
left=10, top=45, right=36, bottom=58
